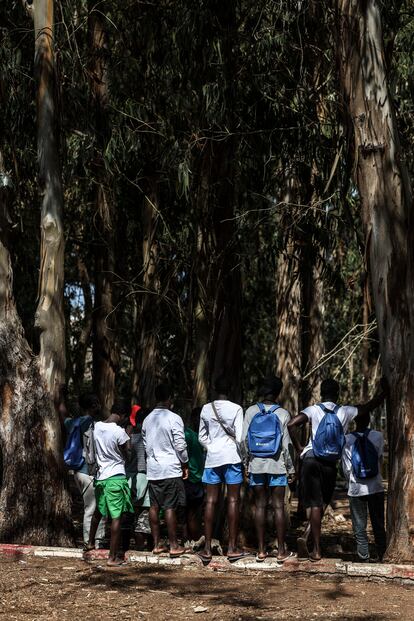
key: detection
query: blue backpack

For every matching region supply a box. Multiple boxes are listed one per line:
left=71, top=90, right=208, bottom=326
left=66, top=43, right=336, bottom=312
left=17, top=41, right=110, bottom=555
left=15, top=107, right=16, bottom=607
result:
left=63, top=418, right=85, bottom=469
left=351, top=429, right=379, bottom=479
left=312, top=403, right=345, bottom=461
left=247, top=403, right=282, bottom=458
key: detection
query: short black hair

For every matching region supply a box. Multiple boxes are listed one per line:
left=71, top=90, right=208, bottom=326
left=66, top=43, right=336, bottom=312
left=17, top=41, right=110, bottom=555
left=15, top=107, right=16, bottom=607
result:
left=320, top=378, right=340, bottom=400
left=259, top=376, right=283, bottom=399
left=214, top=376, right=230, bottom=395
left=155, top=383, right=171, bottom=402
left=79, top=393, right=100, bottom=411
left=110, top=399, right=130, bottom=416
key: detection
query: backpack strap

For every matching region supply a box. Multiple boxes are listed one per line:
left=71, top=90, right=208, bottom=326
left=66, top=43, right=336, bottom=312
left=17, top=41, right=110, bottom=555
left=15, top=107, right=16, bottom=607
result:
left=317, top=403, right=340, bottom=415
left=256, top=403, right=280, bottom=415
left=211, top=401, right=236, bottom=441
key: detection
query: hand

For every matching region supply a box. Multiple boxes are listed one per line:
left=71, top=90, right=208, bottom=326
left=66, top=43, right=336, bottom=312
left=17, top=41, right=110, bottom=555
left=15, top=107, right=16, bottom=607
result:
left=288, top=473, right=297, bottom=485
left=181, top=464, right=189, bottom=480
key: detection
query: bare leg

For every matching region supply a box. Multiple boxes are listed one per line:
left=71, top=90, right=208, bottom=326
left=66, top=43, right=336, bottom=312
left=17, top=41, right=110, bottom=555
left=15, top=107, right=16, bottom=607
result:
left=272, top=486, right=287, bottom=559
left=87, top=508, right=102, bottom=549
left=253, top=486, right=267, bottom=558
left=165, top=508, right=185, bottom=554
left=187, top=503, right=202, bottom=542
left=107, top=518, right=122, bottom=564
left=149, top=504, right=167, bottom=553
left=200, top=484, right=220, bottom=557
left=309, top=506, right=323, bottom=560
left=227, top=483, right=242, bottom=556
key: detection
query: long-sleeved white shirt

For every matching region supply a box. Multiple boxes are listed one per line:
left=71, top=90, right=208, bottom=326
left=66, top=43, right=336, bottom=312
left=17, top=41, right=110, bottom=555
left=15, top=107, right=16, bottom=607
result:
left=198, top=400, right=243, bottom=468
left=142, top=408, right=188, bottom=481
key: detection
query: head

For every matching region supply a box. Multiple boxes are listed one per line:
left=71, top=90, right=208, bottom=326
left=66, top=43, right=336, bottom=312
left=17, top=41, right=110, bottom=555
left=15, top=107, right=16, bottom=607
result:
left=355, top=411, right=371, bottom=432
left=259, top=376, right=283, bottom=402
left=320, top=378, right=340, bottom=403
left=214, top=376, right=230, bottom=397
left=79, top=393, right=101, bottom=419
left=155, top=383, right=172, bottom=407
left=110, top=399, right=131, bottom=427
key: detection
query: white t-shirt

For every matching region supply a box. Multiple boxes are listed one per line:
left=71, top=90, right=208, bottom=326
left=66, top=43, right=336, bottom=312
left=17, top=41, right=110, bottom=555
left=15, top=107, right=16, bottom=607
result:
left=301, top=401, right=358, bottom=459
left=342, top=429, right=384, bottom=497
left=198, top=400, right=243, bottom=468
left=93, top=421, right=130, bottom=481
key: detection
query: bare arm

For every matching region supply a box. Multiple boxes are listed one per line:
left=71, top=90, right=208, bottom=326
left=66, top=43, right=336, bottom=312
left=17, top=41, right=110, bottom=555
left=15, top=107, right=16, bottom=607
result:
left=356, top=389, right=386, bottom=417
left=120, top=439, right=131, bottom=463
left=287, top=413, right=308, bottom=456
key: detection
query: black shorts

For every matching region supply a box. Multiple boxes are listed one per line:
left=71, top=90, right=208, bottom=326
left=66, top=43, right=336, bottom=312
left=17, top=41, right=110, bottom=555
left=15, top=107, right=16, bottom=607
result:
left=300, top=454, right=337, bottom=508
left=149, top=477, right=186, bottom=510
left=184, top=480, right=204, bottom=507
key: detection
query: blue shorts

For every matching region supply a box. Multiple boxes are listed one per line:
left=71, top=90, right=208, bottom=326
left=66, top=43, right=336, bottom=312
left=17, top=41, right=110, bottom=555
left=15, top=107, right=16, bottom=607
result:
left=249, top=473, right=288, bottom=487
left=202, top=463, right=244, bottom=485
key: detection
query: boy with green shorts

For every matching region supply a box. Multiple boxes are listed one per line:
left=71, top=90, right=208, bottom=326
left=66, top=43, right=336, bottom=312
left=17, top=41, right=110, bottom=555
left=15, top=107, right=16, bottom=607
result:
left=87, top=401, right=133, bottom=566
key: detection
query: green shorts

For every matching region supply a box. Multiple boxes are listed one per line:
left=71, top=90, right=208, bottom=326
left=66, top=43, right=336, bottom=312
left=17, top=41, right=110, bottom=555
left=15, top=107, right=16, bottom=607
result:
left=94, top=475, right=134, bottom=519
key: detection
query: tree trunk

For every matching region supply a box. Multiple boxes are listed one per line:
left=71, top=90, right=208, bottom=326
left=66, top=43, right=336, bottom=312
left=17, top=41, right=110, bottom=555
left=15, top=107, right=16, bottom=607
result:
left=89, top=3, right=119, bottom=415
left=131, top=180, right=160, bottom=407
left=336, top=0, right=414, bottom=561
left=73, top=256, right=93, bottom=394
left=0, top=151, right=73, bottom=545
left=27, top=0, right=66, bottom=404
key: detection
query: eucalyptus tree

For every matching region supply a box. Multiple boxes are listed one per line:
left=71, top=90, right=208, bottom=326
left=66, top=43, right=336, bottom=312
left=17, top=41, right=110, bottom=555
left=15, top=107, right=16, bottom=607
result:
left=336, top=0, right=414, bottom=560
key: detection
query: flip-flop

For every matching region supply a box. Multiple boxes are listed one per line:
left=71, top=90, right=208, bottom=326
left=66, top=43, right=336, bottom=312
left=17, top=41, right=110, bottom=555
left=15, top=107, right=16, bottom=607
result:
left=296, top=537, right=309, bottom=561
left=83, top=543, right=95, bottom=552
left=309, top=555, right=322, bottom=563
left=255, top=553, right=268, bottom=563
left=227, top=552, right=253, bottom=563
left=197, top=552, right=212, bottom=564
left=277, top=551, right=294, bottom=562
left=152, top=547, right=169, bottom=555
left=169, top=550, right=186, bottom=558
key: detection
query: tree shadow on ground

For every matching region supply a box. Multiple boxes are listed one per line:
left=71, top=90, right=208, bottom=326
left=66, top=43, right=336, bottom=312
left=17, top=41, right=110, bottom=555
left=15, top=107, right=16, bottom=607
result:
left=75, top=563, right=261, bottom=609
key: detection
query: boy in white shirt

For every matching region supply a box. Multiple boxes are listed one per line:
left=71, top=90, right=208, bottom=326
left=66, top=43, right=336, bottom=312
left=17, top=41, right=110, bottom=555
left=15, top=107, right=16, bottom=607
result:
left=142, top=383, right=189, bottom=558
left=342, top=412, right=386, bottom=561
left=198, top=377, right=246, bottom=563
left=87, top=401, right=133, bottom=566
left=288, top=378, right=386, bottom=561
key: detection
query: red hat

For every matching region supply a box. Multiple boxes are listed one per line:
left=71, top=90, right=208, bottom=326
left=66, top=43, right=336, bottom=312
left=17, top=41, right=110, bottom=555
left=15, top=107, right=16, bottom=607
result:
left=130, top=404, right=141, bottom=426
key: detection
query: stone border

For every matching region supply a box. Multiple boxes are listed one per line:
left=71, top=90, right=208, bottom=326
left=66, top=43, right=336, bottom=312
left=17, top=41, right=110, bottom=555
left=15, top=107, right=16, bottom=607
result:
left=0, top=544, right=413, bottom=583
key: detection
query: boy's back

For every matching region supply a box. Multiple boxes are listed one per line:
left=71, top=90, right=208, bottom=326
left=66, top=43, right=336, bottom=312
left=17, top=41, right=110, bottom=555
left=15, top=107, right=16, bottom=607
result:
left=93, top=421, right=130, bottom=481
left=342, top=428, right=384, bottom=496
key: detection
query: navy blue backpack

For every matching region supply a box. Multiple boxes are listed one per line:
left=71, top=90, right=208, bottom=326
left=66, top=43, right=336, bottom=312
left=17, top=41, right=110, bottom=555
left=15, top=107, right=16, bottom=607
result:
left=247, top=403, right=282, bottom=458
left=351, top=429, right=379, bottom=479
left=312, top=404, right=345, bottom=461
left=63, top=418, right=85, bottom=469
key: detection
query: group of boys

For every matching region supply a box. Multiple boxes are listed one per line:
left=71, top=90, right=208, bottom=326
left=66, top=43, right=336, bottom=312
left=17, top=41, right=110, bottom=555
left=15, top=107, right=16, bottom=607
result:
left=64, top=375, right=387, bottom=566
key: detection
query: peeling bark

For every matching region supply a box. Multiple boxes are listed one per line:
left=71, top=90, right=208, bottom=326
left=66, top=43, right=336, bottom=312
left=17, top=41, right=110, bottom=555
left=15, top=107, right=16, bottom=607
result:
left=29, top=0, right=66, bottom=403
left=336, top=0, right=414, bottom=560
left=0, top=151, right=72, bottom=545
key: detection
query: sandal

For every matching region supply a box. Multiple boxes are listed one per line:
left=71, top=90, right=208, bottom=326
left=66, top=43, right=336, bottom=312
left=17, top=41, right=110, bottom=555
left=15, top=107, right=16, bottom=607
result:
left=169, top=548, right=186, bottom=558
left=227, top=552, right=253, bottom=563
left=309, top=554, right=322, bottom=563
left=255, top=553, right=268, bottom=563
left=83, top=543, right=95, bottom=552
left=152, top=546, right=169, bottom=555
left=277, top=551, right=294, bottom=562
left=197, top=552, right=212, bottom=565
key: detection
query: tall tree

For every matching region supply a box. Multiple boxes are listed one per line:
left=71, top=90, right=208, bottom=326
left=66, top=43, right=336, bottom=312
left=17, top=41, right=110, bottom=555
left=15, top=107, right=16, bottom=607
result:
left=26, top=0, right=66, bottom=403
left=336, top=0, right=414, bottom=560
left=88, top=2, right=119, bottom=415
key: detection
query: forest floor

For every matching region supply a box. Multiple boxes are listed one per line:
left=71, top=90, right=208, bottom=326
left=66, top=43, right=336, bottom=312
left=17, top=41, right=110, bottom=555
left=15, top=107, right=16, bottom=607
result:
left=0, top=554, right=413, bottom=621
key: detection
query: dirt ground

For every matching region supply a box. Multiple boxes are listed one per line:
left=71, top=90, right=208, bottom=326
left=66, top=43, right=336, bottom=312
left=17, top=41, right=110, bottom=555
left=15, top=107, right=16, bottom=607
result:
left=0, top=555, right=413, bottom=621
